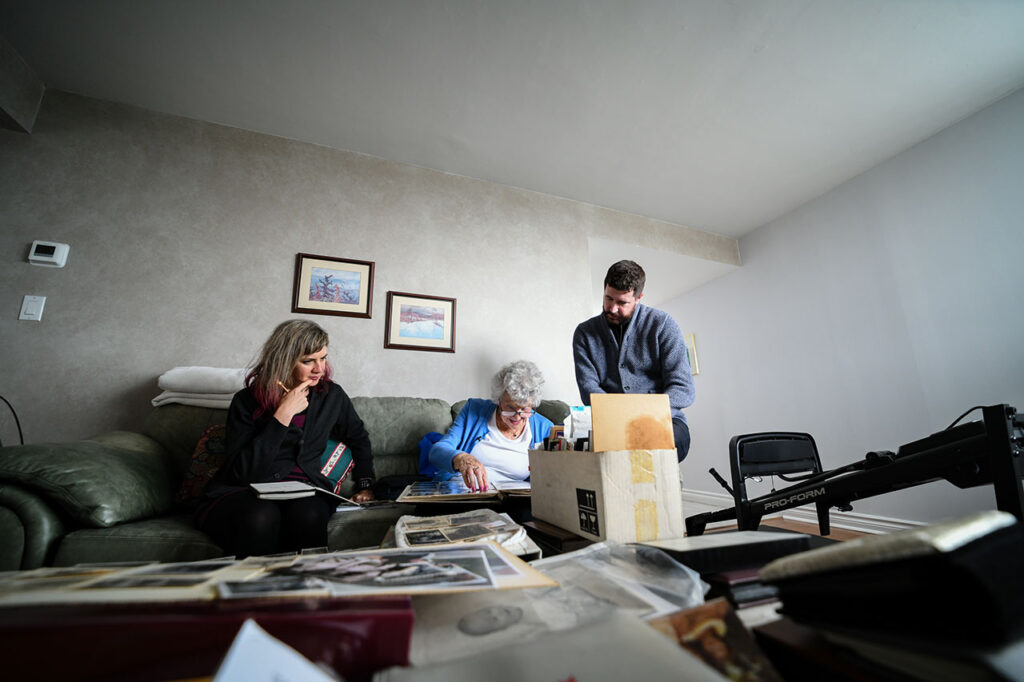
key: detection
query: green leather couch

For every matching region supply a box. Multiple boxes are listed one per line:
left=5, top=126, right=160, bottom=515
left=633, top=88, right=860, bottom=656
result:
left=0, top=397, right=569, bottom=570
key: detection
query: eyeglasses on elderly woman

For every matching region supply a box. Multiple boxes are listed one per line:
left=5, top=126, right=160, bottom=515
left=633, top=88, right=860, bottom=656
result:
left=498, top=398, right=534, bottom=418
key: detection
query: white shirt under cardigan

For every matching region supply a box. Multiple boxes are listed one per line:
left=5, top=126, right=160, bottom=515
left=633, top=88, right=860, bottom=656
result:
left=469, top=411, right=533, bottom=484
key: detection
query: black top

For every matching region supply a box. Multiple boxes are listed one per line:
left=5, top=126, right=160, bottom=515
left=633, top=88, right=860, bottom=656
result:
left=203, top=380, right=373, bottom=499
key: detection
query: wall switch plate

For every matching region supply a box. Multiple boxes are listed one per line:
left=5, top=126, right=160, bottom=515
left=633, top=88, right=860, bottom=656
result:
left=19, top=295, right=46, bottom=321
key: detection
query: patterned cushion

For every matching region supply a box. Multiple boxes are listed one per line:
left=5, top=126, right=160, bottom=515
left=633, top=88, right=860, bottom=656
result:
left=175, top=424, right=227, bottom=509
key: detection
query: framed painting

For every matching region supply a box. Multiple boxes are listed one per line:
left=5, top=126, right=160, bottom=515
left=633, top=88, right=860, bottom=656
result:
left=684, top=333, right=700, bottom=376
left=384, top=291, right=456, bottom=353
left=291, top=253, right=374, bottom=319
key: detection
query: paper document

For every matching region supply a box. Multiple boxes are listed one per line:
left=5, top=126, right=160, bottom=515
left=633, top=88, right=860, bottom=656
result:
left=492, top=480, right=531, bottom=492
left=391, top=612, right=725, bottom=681
left=214, top=619, right=335, bottom=682
left=251, top=481, right=361, bottom=506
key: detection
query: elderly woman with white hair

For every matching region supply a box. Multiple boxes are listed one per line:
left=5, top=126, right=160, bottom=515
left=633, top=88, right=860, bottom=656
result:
left=429, top=360, right=554, bottom=492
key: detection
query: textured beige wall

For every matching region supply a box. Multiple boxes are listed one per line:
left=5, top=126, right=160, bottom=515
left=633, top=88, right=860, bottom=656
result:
left=0, top=34, right=43, bottom=133
left=0, top=91, right=723, bottom=444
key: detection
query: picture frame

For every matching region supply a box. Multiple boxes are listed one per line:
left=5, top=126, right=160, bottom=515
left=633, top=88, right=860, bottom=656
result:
left=291, top=253, right=374, bottom=319
left=384, top=291, right=456, bottom=353
left=684, top=333, right=700, bottom=375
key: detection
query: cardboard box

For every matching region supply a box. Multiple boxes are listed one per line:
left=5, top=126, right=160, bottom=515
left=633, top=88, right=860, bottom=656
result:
left=590, top=393, right=675, bottom=452
left=529, top=448, right=684, bottom=542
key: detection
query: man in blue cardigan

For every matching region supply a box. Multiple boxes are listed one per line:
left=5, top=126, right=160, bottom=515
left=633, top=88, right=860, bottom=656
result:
left=572, top=260, right=694, bottom=461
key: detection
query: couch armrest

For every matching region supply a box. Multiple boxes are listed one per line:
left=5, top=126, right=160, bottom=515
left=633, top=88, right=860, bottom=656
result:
left=537, top=399, right=570, bottom=425
left=0, top=483, right=66, bottom=570
left=0, top=435, right=177, bottom=529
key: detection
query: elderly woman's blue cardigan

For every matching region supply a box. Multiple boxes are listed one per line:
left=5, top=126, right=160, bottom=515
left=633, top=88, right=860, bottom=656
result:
left=429, top=398, right=553, bottom=481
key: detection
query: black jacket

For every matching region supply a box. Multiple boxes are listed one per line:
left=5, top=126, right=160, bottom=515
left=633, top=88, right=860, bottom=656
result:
left=204, top=381, right=373, bottom=499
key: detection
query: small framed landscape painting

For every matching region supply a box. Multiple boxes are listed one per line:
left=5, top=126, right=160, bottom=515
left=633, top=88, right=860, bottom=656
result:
left=384, top=291, right=456, bottom=353
left=292, top=253, right=374, bottom=319
left=684, top=333, right=699, bottom=375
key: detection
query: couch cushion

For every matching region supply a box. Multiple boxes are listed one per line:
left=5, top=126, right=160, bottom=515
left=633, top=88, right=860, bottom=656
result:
left=52, top=509, right=407, bottom=564
left=142, top=404, right=231, bottom=476
left=175, top=425, right=228, bottom=509
left=351, top=397, right=453, bottom=460
left=0, top=441, right=177, bottom=528
left=52, top=515, right=226, bottom=566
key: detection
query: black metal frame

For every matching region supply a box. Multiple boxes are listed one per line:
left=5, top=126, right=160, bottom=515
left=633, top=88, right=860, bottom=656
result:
left=686, top=404, right=1024, bottom=536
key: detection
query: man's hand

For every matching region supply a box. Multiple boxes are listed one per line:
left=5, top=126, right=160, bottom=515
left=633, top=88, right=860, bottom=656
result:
left=452, top=452, right=489, bottom=492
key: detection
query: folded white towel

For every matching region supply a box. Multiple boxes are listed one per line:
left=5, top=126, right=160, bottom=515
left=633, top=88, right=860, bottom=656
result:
left=158, top=366, right=246, bottom=395
left=151, top=391, right=235, bottom=409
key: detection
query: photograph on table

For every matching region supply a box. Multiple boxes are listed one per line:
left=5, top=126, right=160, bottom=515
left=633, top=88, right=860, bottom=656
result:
left=409, top=543, right=695, bottom=668
left=130, top=559, right=236, bottom=575
left=396, top=479, right=500, bottom=502
left=529, top=543, right=704, bottom=621
left=81, top=575, right=213, bottom=589
left=0, top=561, right=259, bottom=607
left=75, top=558, right=240, bottom=590
left=217, top=574, right=333, bottom=600
left=647, top=597, right=784, bottom=682
left=396, top=510, right=530, bottom=563
left=0, top=565, right=122, bottom=588
left=272, top=546, right=496, bottom=593
left=411, top=590, right=552, bottom=667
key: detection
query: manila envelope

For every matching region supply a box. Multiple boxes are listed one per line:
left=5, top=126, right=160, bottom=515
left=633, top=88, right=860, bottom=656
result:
left=590, top=394, right=674, bottom=453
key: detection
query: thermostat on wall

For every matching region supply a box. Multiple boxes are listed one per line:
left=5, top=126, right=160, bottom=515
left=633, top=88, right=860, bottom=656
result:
left=28, top=240, right=70, bottom=268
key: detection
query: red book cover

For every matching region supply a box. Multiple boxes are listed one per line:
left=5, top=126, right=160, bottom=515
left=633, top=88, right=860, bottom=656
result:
left=0, top=595, right=413, bottom=682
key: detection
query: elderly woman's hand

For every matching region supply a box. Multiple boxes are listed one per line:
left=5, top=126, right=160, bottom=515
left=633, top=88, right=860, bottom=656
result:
left=452, top=452, right=489, bottom=492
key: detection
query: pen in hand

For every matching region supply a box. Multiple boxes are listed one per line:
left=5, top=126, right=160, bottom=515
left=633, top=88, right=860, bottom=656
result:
left=277, top=380, right=291, bottom=393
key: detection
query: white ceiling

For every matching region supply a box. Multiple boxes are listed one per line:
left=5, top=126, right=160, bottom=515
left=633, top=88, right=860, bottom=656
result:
left=588, top=238, right=737, bottom=309
left=4, top=0, right=1024, bottom=243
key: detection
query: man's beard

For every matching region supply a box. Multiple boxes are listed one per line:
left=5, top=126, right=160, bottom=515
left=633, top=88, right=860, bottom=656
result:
left=604, top=311, right=627, bottom=325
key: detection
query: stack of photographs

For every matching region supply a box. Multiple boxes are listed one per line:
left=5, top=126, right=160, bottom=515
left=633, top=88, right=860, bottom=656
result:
left=0, top=542, right=555, bottom=607
left=408, top=542, right=706, bottom=667
left=218, top=542, right=555, bottom=599
left=395, top=509, right=524, bottom=547
left=0, top=559, right=250, bottom=606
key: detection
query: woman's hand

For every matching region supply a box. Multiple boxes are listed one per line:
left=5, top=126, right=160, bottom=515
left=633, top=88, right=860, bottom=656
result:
left=351, top=488, right=375, bottom=503
left=452, top=452, right=489, bottom=492
left=274, top=379, right=313, bottom=426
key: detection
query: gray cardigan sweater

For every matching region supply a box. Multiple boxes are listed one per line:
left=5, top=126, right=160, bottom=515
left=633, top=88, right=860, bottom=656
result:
left=572, top=304, right=694, bottom=423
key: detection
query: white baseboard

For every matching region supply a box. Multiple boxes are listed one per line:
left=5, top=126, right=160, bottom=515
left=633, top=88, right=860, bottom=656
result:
left=682, top=488, right=920, bottom=535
